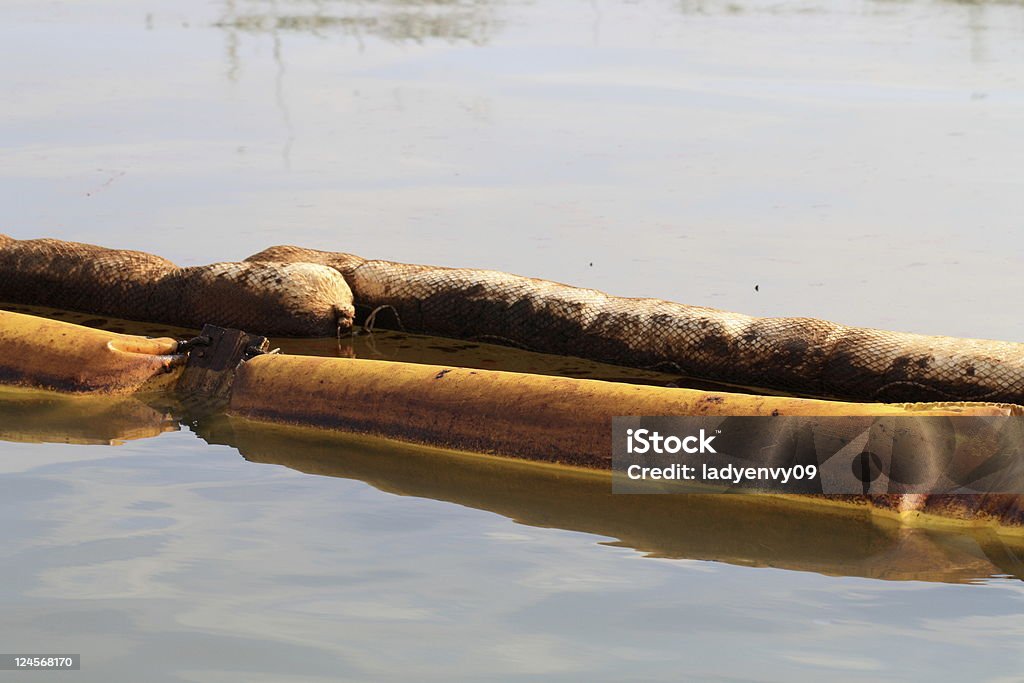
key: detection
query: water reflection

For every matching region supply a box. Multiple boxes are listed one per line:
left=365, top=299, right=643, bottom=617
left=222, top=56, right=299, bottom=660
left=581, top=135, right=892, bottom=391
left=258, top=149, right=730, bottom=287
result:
left=4, top=384, right=1019, bottom=585
left=3, top=397, right=1024, bottom=680
left=215, top=0, right=502, bottom=45
left=209, top=0, right=1018, bottom=53
left=0, top=388, right=179, bottom=447
left=676, top=0, right=1016, bottom=64
left=195, top=414, right=1024, bottom=583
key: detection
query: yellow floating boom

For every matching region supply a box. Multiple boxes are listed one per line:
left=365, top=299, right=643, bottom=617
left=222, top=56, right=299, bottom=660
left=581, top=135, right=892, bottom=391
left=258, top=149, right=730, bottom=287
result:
left=229, top=354, right=1020, bottom=468
left=0, top=310, right=184, bottom=394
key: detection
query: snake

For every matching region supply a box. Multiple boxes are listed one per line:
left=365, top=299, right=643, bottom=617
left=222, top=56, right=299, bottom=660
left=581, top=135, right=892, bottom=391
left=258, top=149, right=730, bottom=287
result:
left=246, top=244, right=1024, bottom=405
left=0, top=235, right=354, bottom=336
left=2, top=234, right=1022, bottom=405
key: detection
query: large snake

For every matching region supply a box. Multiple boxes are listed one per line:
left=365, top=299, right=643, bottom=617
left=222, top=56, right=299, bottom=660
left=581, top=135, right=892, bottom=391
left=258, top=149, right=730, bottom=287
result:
left=246, top=245, right=1024, bottom=405
left=0, top=235, right=354, bottom=336
left=2, top=235, right=1022, bottom=405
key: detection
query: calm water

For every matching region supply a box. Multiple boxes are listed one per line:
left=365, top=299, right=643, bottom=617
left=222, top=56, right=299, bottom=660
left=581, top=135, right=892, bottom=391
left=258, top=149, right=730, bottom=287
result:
left=3, top=0, right=1024, bottom=680
left=2, top=401, right=1024, bottom=682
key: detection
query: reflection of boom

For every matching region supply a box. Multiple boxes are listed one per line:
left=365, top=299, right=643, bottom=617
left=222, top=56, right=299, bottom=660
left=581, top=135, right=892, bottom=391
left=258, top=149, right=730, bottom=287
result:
left=3, top=372, right=1021, bottom=584
left=196, top=413, right=1024, bottom=585
left=0, top=388, right=179, bottom=446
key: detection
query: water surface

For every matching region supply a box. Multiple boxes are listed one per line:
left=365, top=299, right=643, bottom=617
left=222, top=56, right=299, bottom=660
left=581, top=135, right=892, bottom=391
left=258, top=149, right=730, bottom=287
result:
left=3, top=405, right=1024, bottom=681
left=3, top=0, right=1024, bottom=680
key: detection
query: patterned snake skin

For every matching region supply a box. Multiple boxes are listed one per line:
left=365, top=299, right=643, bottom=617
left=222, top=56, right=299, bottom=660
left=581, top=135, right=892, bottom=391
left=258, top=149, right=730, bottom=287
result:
left=0, top=236, right=354, bottom=336
left=247, top=245, right=1024, bottom=405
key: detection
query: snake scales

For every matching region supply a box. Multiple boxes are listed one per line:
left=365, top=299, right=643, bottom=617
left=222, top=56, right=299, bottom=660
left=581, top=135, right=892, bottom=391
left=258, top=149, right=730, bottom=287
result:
left=247, top=244, right=1024, bottom=405
left=1, top=234, right=1022, bottom=405
left=0, top=235, right=354, bottom=336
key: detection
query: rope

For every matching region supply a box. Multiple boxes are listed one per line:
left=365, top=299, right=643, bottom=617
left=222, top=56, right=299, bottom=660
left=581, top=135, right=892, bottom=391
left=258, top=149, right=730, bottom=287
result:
left=363, top=305, right=405, bottom=334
